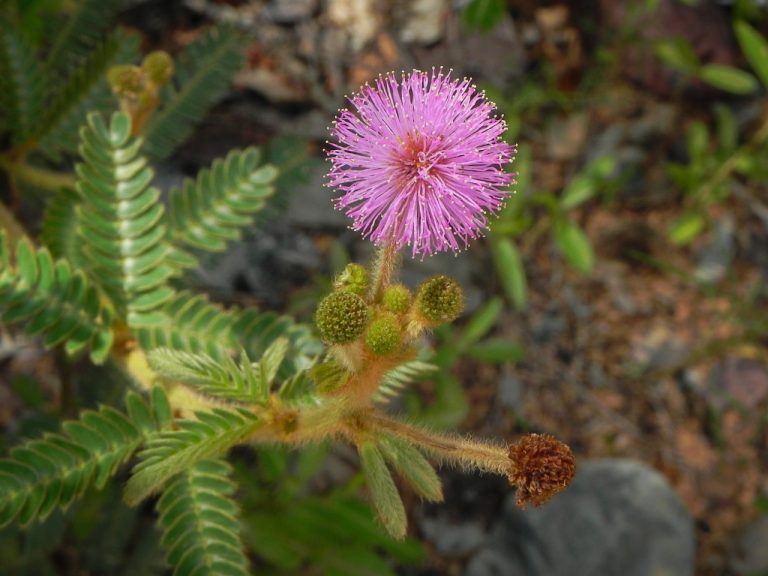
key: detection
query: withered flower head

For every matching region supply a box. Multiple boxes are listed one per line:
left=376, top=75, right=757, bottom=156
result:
left=506, top=433, right=575, bottom=508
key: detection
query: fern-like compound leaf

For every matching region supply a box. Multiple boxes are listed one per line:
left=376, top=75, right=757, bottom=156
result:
left=167, top=147, right=277, bottom=254
left=136, top=291, right=319, bottom=381
left=148, top=338, right=288, bottom=404
left=157, top=459, right=249, bottom=576
left=143, top=26, right=245, bottom=160
left=39, top=31, right=138, bottom=160
left=0, top=234, right=114, bottom=363
left=124, top=408, right=260, bottom=505
left=375, top=361, right=438, bottom=404
left=44, top=0, right=121, bottom=80
left=135, top=291, right=239, bottom=360
left=0, top=20, right=43, bottom=143
left=0, top=390, right=169, bottom=528
left=75, top=112, right=175, bottom=326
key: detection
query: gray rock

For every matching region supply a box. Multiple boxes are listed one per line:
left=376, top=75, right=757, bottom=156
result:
left=466, top=459, right=695, bottom=576
left=731, top=514, right=768, bottom=575
left=264, top=0, right=318, bottom=24
left=420, top=515, right=487, bottom=556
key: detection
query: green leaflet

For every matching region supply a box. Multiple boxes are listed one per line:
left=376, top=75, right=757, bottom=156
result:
left=147, top=338, right=288, bottom=404
left=0, top=20, right=43, bottom=143
left=374, top=361, right=437, bottom=404
left=143, top=26, right=245, bottom=160
left=379, top=436, right=443, bottom=503
left=124, top=408, right=261, bottom=505
left=0, top=389, right=170, bottom=528
left=0, top=234, right=113, bottom=363
left=75, top=111, right=175, bottom=326
left=167, top=147, right=277, bottom=255
left=359, top=443, right=407, bottom=540
left=157, top=459, right=249, bottom=576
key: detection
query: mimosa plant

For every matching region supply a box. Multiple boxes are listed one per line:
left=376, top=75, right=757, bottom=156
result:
left=0, top=42, right=575, bottom=576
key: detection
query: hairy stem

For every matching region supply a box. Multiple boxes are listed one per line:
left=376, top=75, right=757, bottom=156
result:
left=367, top=413, right=510, bottom=475
left=369, top=240, right=400, bottom=303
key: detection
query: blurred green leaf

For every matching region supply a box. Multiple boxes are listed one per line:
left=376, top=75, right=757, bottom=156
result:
left=553, top=218, right=594, bottom=273
left=492, top=238, right=527, bottom=310
left=463, top=0, right=505, bottom=31
left=714, top=104, right=737, bottom=153
left=458, top=297, right=503, bottom=348
left=669, top=212, right=706, bottom=245
left=734, top=20, right=768, bottom=90
left=560, top=174, right=595, bottom=209
left=686, top=120, right=709, bottom=163
left=699, top=64, right=757, bottom=94
left=466, top=339, right=525, bottom=364
left=655, top=38, right=701, bottom=74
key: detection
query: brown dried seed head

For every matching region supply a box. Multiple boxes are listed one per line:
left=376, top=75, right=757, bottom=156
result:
left=507, top=433, right=576, bottom=508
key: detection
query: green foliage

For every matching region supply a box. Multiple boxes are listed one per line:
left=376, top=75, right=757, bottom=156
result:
left=147, top=338, right=288, bottom=404
left=490, top=145, right=614, bottom=307
left=654, top=23, right=764, bottom=95
left=239, top=445, right=424, bottom=575
left=491, top=237, right=527, bottom=310
left=167, top=147, right=277, bottom=255
left=463, top=0, right=506, bottom=31
left=44, top=0, right=121, bottom=80
left=39, top=31, right=138, bottom=160
left=375, top=361, right=437, bottom=404
left=358, top=443, right=407, bottom=540
left=125, top=408, right=261, bottom=505
left=379, top=436, right=443, bottom=503
left=75, top=112, right=175, bottom=325
left=143, top=26, right=245, bottom=160
left=0, top=20, right=43, bottom=142
left=0, top=234, right=113, bottom=363
left=735, top=20, right=768, bottom=90
left=157, top=459, right=249, bottom=576
left=40, top=188, right=84, bottom=265
left=0, top=389, right=169, bottom=529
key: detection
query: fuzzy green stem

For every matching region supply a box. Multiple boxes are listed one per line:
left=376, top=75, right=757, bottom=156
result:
left=369, top=240, right=400, bottom=303
left=367, top=413, right=509, bottom=475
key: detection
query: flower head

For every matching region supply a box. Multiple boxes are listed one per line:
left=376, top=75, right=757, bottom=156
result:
left=507, top=433, right=576, bottom=508
left=327, top=69, right=516, bottom=257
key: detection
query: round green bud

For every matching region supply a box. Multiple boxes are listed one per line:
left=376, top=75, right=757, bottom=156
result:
left=333, top=263, right=369, bottom=296
left=142, top=51, right=174, bottom=85
left=365, top=312, right=401, bottom=356
left=416, top=275, right=464, bottom=325
left=382, top=283, right=412, bottom=314
left=315, top=291, right=369, bottom=344
left=107, top=64, right=144, bottom=95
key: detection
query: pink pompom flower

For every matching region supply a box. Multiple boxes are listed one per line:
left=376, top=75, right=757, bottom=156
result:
left=327, top=68, right=516, bottom=258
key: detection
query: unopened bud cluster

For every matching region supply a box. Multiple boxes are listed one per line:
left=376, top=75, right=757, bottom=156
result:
left=315, top=264, right=465, bottom=357
left=108, top=51, right=174, bottom=132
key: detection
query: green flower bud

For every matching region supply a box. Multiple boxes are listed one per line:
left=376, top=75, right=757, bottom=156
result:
left=107, top=65, right=144, bottom=96
left=142, top=51, right=174, bottom=86
left=365, top=312, right=401, bottom=356
left=315, top=291, right=369, bottom=344
left=415, top=275, right=464, bottom=325
left=334, top=263, right=369, bottom=296
left=382, top=283, right=411, bottom=314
